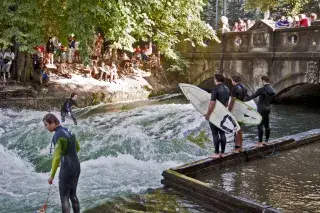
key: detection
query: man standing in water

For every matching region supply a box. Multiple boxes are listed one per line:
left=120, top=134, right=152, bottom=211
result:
left=205, top=74, right=230, bottom=159
left=43, top=113, right=80, bottom=213
left=61, top=92, right=78, bottom=125
left=246, top=76, right=276, bottom=146
left=228, top=75, right=248, bottom=153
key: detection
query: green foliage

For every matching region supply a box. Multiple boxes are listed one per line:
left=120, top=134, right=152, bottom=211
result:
left=165, top=52, right=190, bottom=75
left=202, top=0, right=263, bottom=30
left=245, top=0, right=312, bottom=16
left=226, top=0, right=263, bottom=26
left=186, top=130, right=211, bottom=148
left=0, top=0, right=219, bottom=61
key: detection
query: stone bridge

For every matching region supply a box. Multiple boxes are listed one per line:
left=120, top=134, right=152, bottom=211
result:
left=178, top=20, right=320, bottom=95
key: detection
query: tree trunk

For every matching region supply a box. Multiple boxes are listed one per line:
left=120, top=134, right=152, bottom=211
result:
left=17, top=51, right=34, bottom=83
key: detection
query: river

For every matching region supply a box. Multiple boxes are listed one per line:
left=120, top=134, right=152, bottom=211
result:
left=0, top=94, right=319, bottom=212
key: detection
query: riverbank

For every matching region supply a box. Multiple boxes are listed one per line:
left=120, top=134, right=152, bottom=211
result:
left=0, top=66, right=179, bottom=110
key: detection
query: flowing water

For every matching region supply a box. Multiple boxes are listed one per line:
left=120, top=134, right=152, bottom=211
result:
left=197, top=133, right=320, bottom=213
left=0, top=95, right=319, bottom=213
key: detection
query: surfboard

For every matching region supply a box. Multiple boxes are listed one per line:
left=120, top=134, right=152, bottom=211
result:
left=231, top=99, right=262, bottom=125
left=179, top=83, right=240, bottom=134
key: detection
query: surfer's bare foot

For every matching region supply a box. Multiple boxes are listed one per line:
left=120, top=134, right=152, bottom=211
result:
left=220, top=153, right=226, bottom=157
left=233, top=148, right=242, bottom=153
left=210, top=154, right=220, bottom=159
left=255, top=142, right=263, bottom=147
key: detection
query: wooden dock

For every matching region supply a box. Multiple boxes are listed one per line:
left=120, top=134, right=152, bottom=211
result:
left=162, top=132, right=320, bottom=212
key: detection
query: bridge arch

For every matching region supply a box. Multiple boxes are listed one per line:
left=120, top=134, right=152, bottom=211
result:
left=193, top=68, right=255, bottom=93
left=272, top=72, right=312, bottom=94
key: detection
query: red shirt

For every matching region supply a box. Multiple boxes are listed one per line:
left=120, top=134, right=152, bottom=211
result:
left=300, top=18, right=309, bottom=27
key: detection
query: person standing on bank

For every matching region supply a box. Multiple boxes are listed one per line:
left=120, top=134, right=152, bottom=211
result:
left=43, top=113, right=80, bottom=213
left=61, top=92, right=78, bottom=125
left=228, top=75, right=248, bottom=153
left=246, top=76, right=276, bottom=147
left=205, top=74, right=230, bottom=159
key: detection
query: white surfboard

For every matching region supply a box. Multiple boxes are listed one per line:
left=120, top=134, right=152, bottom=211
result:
left=231, top=99, right=262, bottom=125
left=179, top=83, right=240, bottom=134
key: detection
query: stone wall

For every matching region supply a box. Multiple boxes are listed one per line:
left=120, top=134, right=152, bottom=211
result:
left=180, top=20, right=320, bottom=94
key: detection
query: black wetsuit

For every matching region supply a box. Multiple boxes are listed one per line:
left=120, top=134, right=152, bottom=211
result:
left=247, top=84, right=276, bottom=142
left=231, top=83, right=248, bottom=148
left=51, top=126, right=81, bottom=213
left=210, top=83, right=230, bottom=154
left=61, top=98, right=77, bottom=125
left=231, top=83, right=247, bottom=102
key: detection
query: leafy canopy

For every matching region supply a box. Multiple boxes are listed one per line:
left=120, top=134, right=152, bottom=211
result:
left=0, top=0, right=218, bottom=60
left=244, top=0, right=311, bottom=16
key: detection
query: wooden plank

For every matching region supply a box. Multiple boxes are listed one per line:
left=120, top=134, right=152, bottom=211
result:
left=162, top=170, right=280, bottom=213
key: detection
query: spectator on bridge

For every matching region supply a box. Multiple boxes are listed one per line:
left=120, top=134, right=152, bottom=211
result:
left=246, top=19, right=253, bottom=30
left=293, top=16, right=300, bottom=27
left=232, top=22, right=240, bottom=32
left=238, top=19, right=246, bottom=31
left=299, top=14, right=309, bottom=27
left=309, top=13, right=317, bottom=23
left=275, top=16, right=289, bottom=28
left=287, top=16, right=294, bottom=28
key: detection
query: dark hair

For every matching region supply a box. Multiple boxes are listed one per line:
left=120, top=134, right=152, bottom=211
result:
left=43, top=113, right=60, bottom=125
left=261, top=76, right=270, bottom=83
left=231, top=75, right=241, bottom=83
left=71, top=92, right=77, bottom=98
left=214, top=73, right=224, bottom=83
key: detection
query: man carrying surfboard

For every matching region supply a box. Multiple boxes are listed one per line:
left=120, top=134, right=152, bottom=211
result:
left=246, top=76, right=276, bottom=147
left=205, top=74, right=230, bottom=159
left=228, top=75, right=248, bottom=153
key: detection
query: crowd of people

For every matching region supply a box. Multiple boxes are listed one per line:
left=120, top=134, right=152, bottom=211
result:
left=230, top=13, right=318, bottom=32
left=274, top=13, right=317, bottom=28
left=31, top=34, right=162, bottom=87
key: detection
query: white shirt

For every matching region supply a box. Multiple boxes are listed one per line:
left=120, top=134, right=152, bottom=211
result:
left=3, top=51, right=15, bottom=64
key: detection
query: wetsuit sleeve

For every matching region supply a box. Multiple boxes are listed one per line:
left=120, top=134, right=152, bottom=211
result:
left=50, top=137, right=68, bottom=178
left=231, top=87, right=238, bottom=98
left=50, top=141, right=61, bottom=178
left=246, top=88, right=263, bottom=101
left=211, top=89, right=217, bottom=101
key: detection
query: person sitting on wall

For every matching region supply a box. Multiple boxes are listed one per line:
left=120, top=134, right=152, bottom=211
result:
left=40, top=66, right=50, bottom=87
left=275, top=16, right=289, bottom=28
left=99, top=61, right=110, bottom=82
left=299, top=14, right=309, bottom=27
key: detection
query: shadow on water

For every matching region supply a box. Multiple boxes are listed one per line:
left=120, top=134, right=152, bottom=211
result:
left=84, top=188, right=208, bottom=213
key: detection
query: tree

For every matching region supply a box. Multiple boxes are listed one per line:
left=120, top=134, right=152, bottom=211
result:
left=202, top=0, right=263, bottom=30
left=244, top=0, right=311, bottom=17
left=0, top=0, right=219, bottom=82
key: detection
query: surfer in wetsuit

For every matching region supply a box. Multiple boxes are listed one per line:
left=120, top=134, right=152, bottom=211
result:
left=246, top=76, right=276, bottom=147
left=228, top=75, right=248, bottom=153
left=61, top=92, right=78, bottom=125
left=43, top=113, right=81, bottom=213
left=205, top=74, right=230, bottom=159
